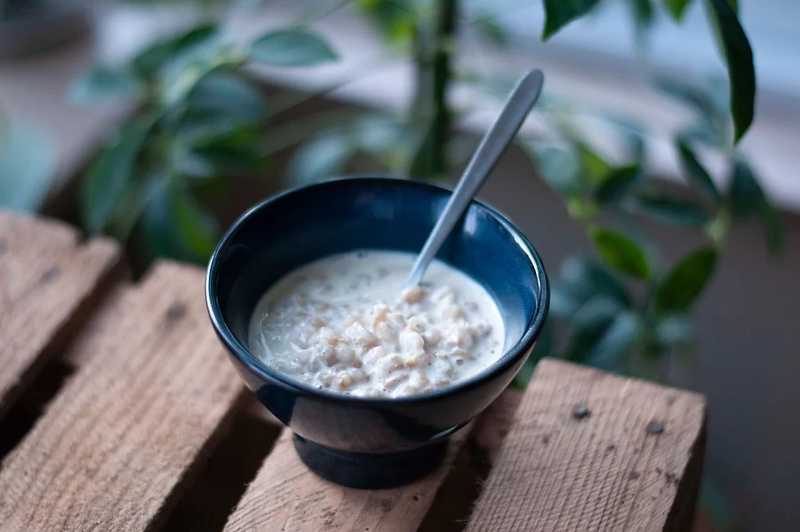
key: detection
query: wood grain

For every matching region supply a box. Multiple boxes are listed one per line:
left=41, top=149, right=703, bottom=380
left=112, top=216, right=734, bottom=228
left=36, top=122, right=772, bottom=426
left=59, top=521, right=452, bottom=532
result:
left=419, top=389, right=524, bottom=532
left=470, top=389, right=524, bottom=464
left=0, top=261, right=244, bottom=532
left=224, top=424, right=475, bottom=532
left=465, top=358, right=706, bottom=532
left=0, top=210, right=119, bottom=418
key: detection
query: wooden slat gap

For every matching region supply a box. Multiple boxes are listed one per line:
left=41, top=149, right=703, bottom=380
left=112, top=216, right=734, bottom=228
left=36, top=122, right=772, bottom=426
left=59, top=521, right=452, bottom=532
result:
left=0, top=243, right=125, bottom=441
left=0, top=212, right=123, bottom=420
left=162, top=394, right=284, bottom=532
left=0, top=358, right=76, bottom=465
left=0, top=261, right=245, bottom=531
left=419, top=389, right=524, bottom=532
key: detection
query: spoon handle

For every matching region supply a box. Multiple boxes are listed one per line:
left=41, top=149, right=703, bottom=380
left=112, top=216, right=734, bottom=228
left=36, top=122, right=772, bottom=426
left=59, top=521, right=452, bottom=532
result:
left=406, top=69, right=544, bottom=287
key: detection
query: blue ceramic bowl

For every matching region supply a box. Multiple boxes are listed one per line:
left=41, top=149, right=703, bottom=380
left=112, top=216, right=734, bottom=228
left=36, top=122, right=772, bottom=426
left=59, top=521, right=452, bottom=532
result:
left=206, top=177, right=548, bottom=487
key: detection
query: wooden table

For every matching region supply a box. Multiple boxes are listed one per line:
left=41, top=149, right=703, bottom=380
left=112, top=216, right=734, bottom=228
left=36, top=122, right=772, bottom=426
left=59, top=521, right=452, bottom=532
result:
left=0, top=210, right=706, bottom=532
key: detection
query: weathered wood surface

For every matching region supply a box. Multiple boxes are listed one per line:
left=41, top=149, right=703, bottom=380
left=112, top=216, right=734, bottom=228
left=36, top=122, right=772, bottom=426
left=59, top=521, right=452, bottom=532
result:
left=223, top=424, right=472, bottom=532
left=0, top=211, right=708, bottom=532
left=0, top=211, right=119, bottom=418
left=466, top=358, right=707, bottom=532
left=0, top=262, right=244, bottom=532
left=417, top=389, right=524, bottom=532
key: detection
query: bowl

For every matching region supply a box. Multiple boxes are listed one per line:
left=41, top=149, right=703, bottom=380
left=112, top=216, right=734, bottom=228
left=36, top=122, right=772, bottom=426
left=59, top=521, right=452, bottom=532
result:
left=206, top=177, right=549, bottom=488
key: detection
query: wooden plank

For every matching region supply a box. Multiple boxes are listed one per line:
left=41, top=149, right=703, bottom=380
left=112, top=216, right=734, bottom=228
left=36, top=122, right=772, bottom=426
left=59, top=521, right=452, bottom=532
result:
left=224, top=424, right=475, bottom=531
left=0, top=261, right=244, bottom=532
left=418, top=389, right=523, bottom=532
left=224, top=391, right=524, bottom=532
left=0, top=210, right=119, bottom=418
left=160, top=394, right=284, bottom=532
left=465, top=358, right=707, bottom=532
left=471, top=388, right=524, bottom=464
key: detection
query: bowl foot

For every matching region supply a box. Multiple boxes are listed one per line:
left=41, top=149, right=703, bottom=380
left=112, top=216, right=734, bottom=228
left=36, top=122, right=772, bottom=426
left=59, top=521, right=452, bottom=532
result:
left=293, top=434, right=448, bottom=489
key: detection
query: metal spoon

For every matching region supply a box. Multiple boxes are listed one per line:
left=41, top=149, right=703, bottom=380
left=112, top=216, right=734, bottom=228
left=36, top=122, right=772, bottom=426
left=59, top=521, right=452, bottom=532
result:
left=406, top=68, right=545, bottom=287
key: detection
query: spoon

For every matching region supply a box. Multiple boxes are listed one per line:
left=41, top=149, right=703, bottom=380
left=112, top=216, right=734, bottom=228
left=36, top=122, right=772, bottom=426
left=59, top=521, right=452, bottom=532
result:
left=406, top=69, right=544, bottom=287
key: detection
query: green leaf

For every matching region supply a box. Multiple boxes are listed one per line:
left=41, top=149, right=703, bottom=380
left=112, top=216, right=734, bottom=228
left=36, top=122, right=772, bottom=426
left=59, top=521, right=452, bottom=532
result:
left=676, top=138, right=720, bottom=201
left=474, top=13, right=509, bottom=46
left=352, top=115, right=406, bottom=154
left=655, top=314, right=694, bottom=347
left=656, top=77, right=718, bottom=117
left=706, top=0, right=756, bottom=143
left=356, top=0, right=417, bottom=47
left=139, top=179, right=219, bottom=263
left=170, top=184, right=219, bottom=259
left=630, top=193, right=711, bottom=226
left=159, top=44, right=246, bottom=106
left=729, top=158, right=784, bottom=255
left=104, top=174, right=163, bottom=242
left=600, top=114, right=646, bottom=162
left=549, top=287, right=576, bottom=317
left=553, top=258, right=631, bottom=322
left=526, top=144, right=583, bottom=195
left=761, top=201, right=784, bottom=255
left=185, top=72, right=267, bottom=127
left=556, top=257, right=632, bottom=312
left=655, top=246, right=717, bottom=312
left=250, top=28, right=337, bottom=67
left=590, top=227, right=651, bottom=280
left=173, top=73, right=268, bottom=177
left=656, top=78, right=730, bottom=149
left=132, top=23, right=219, bottom=80
left=729, top=158, right=763, bottom=217
left=287, top=132, right=353, bottom=183
left=351, top=115, right=413, bottom=171
left=572, top=297, right=622, bottom=332
left=678, top=123, right=721, bottom=148
left=565, top=296, right=621, bottom=362
left=0, top=122, right=55, bottom=212
left=566, top=197, right=599, bottom=221
left=187, top=127, right=268, bottom=176
left=586, top=311, right=641, bottom=369
left=80, top=118, right=152, bottom=233
left=663, top=0, right=692, bottom=21
left=594, top=164, right=640, bottom=203
left=542, top=0, right=601, bottom=40
left=628, top=0, right=655, bottom=35
left=576, top=142, right=612, bottom=185
left=70, top=65, right=140, bottom=105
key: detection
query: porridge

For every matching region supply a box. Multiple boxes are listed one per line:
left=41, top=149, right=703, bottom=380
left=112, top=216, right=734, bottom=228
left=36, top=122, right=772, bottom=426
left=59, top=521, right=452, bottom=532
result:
left=248, top=250, right=504, bottom=398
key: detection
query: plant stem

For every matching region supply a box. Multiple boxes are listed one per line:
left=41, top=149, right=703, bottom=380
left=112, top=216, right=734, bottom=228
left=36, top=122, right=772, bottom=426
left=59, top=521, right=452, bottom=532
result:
left=409, top=0, right=457, bottom=179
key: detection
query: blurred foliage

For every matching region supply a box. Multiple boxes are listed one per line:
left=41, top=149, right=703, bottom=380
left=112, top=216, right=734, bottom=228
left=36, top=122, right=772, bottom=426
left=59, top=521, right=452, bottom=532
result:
left=71, top=19, right=337, bottom=262
left=0, top=112, right=56, bottom=211
left=69, top=0, right=779, bottom=384
left=66, top=0, right=779, bottom=377
left=511, top=72, right=781, bottom=382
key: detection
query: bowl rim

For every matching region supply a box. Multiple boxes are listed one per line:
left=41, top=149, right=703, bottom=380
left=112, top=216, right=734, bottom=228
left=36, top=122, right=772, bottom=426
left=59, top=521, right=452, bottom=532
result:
left=206, top=176, right=549, bottom=405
